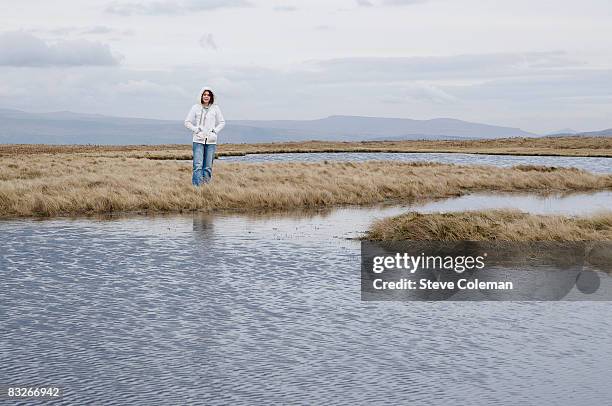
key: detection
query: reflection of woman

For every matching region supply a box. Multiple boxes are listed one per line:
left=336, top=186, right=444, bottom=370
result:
left=184, top=86, right=225, bottom=186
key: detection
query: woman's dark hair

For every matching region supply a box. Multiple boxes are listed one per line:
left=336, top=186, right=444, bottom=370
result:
left=201, top=90, right=214, bottom=105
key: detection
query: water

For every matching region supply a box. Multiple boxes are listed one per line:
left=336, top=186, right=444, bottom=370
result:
left=409, top=190, right=612, bottom=217
left=2, top=192, right=612, bottom=405
left=218, top=152, right=612, bottom=173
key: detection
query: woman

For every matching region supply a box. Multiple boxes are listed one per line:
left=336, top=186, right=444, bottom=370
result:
left=184, top=86, right=225, bottom=186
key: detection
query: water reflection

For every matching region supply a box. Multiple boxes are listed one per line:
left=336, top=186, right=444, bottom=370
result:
left=411, top=191, right=612, bottom=216
left=193, top=213, right=215, bottom=237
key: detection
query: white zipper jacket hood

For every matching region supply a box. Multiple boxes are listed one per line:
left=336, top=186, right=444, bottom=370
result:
left=184, top=86, right=225, bottom=144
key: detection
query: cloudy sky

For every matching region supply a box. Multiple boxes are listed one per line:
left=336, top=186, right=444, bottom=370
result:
left=1, top=0, right=612, bottom=133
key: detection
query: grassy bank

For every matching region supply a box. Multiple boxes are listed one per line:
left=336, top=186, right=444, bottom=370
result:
left=214, top=136, right=612, bottom=158
left=365, top=210, right=612, bottom=241
left=1, top=150, right=611, bottom=217
left=1, top=135, right=611, bottom=158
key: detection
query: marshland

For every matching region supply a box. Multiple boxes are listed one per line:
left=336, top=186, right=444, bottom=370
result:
left=6, top=1, right=612, bottom=403
left=3, top=137, right=612, bottom=404
left=2, top=135, right=611, bottom=158
left=1, top=137, right=612, bottom=218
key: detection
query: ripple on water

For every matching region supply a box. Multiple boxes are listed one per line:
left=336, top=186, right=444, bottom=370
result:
left=218, top=151, right=612, bottom=174
left=2, top=193, right=612, bottom=404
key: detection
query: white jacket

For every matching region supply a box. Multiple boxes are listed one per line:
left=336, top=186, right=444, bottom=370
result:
left=184, top=86, right=225, bottom=144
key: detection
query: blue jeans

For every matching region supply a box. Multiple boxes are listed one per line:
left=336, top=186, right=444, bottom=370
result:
left=192, top=142, right=217, bottom=186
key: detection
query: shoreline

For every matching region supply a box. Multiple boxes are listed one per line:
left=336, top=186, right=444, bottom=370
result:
left=2, top=135, right=611, bottom=158
left=1, top=190, right=606, bottom=222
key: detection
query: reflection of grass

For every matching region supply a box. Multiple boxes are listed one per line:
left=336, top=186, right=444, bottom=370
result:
left=365, top=210, right=612, bottom=241
left=1, top=135, right=611, bottom=158
left=1, top=150, right=611, bottom=217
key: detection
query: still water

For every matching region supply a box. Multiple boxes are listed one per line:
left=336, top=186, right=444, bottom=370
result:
left=2, top=192, right=612, bottom=405
left=219, top=151, right=612, bottom=173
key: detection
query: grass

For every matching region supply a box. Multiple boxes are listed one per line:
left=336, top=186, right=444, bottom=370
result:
left=1, top=135, right=611, bottom=158
left=1, top=148, right=611, bottom=217
left=365, top=210, right=612, bottom=241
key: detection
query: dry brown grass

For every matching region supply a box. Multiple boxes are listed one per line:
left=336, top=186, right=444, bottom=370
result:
left=1, top=149, right=611, bottom=217
left=366, top=210, right=612, bottom=241
left=0, top=144, right=187, bottom=156
left=1, top=135, right=611, bottom=158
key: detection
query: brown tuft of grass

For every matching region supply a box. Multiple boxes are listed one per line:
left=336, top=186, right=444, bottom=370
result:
left=0, top=151, right=611, bottom=217
left=513, top=165, right=581, bottom=173
left=365, top=210, right=612, bottom=241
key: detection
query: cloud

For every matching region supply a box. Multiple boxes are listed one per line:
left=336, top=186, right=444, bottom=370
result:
left=381, top=0, right=429, bottom=5
left=0, top=66, right=197, bottom=119
left=31, top=26, right=134, bottom=37
left=40, top=27, right=77, bottom=36
left=447, top=70, right=612, bottom=101
left=402, top=83, right=458, bottom=104
left=0, top=31, right=120, bottom=67
left=105, top=0, right=252, bottom=16
left=1, top=51, right=609, bottom=132
left=81, top=26, right=135, bottom=37
left=274, top=5, right=297, bottom=11
left=198, top=33, right=218, bottom=50
left=82, top=26, right=113, bottom=35
left=357, top=0, right=428, bottom=6
left=299, top=52, right=585, bottom=83
left=111, top=79, right=188, bottom=97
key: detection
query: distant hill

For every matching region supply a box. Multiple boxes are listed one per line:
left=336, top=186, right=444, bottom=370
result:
left=547, top=128, right=578, bottom=136
left=232, top=115, right=536, bottom=140
left=577, top=128, right=612, bottom=137
left=544, top=128, right=612, bottom=138
left=1, top=108, right=538, bottom=145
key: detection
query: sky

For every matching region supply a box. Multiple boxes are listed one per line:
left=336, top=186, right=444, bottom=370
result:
left=1, top=0, right=612, bottom=133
